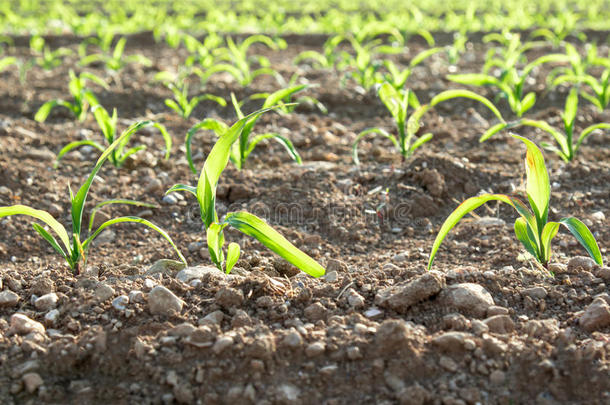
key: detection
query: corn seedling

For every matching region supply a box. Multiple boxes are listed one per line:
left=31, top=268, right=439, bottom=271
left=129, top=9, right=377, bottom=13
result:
left=167, top=110, right=324, bottom=277
left=155, top=72, right=226, bottom=119
left=480, top=88, right=609, bottom=162
left=55, top=104, right=172, bottom=168
left=449, top=32, right=567, bottom=117
left=186, top=85, right=305, bottom=173
left=80, top=36, right=151, bottom=72
left=382, top=46, right=443, bottom=98
left=445, top=31, right=469, bottom=66
left=196, top=35, right=285, bottom=87
left=0, top=122, right=186, bottom=273
left=428, top=134, right=603, bottom=270
left=29, top=35, right=72, bottom=70
left=293, top=35, right=347, bottom=69
left=353, top=84, right=504, bottom=164
left=35, top=70, right=107, bottom=122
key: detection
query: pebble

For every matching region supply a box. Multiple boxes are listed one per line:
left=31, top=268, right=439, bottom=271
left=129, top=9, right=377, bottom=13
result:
left=439, top=283, right=495, bottom=318
left=34, top=293, right=58, bottom=311
left=431, top=331, right=473, bottom=353
left=322, top=270, right=338, bottom=282
left=475, top=217, right=506, bottom=227
left=162, top=193, right=178, bottom=205
left=282, top=329, right=303, bottom=349
left=128, top=290, right=145, bottom=303
left=276, top=384, right=300, bottom=403
left=346, top=346, right=362, bottom=360
left=0, top=290, right=20, bottom=307
left=326, top=259, right=348, bottom=273
left=591, top=211, right=605, bottom=221
left=30, top=277, right=54, bottom=295
left=94, top=283, right=115, bottom=302
left=304, top=302, right=327, bottom=321
left=346, top=288, right=365, bottom=308
left=169, top=323, right=197, bottom=338
left=392, top=252, right=408, bottom=262
left=112, top=295, right=129, bottom=311
left=439, top=355, right=458, bottom=372
left=94, top=229, right=116, bottom=245
left=489, top=370, right=506, bottom=385
left=143, top=279, right=156, bottom=291
left=148, top=286, right=184, bottom=316
left=22, top=372, right=43, bottom=393
left=212, top=336, right=234, bottom=354
left=44, top=309, right=60, bottom=326
left=483, top=315, right=515, bottom=334
left=364, top=307, right=384, bottom=319
left=486, top=306, right=509, bottom=316
left=305, top=341, right=325, bottom=357
left=375, top=271, right=446, bottom=313
left=579, top=297, right=610, bottom=332
left=146, top=259, right=186, bottom=276
left=520, top=286, right=548, bottom=300
left=215, top=287, right=244, bottom=308
left=9, top=314, right=46, bottom=335
left=200, top=310, right=224, bottom=325
left=567, top=256, right=596, bottom=273
left=176, top=266, right=219, bottom=283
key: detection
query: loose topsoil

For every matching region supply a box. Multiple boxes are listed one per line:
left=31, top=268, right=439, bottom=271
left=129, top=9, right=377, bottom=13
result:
left=0, top=33, right=609, bottom=404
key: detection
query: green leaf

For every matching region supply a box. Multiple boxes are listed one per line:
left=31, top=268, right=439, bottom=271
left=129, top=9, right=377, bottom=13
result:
left=0, top=205, right=71, bottom=256
left=262, top=84, right=307, bottom=109
left=408, top=133, right=433, bottom=155
left=246, top=133, right=302, bottom=165
left=514, top=217, right=540, bottom=260
left=518, top=119, right=570, bottom=160
left=519, top=92, right=536, bottom=116
left=31, top=223, right=70, bottom=263
left=35, top=100, right=61, bottom=122
left=185, top=119, right=229, bottom=174
left=430, top=89, right=505, bottom=122
left=352, top=128, right=398, bottom=165
left=166, top=184, right=197, bottom=198
left=540, top=221, right=560, bottom=264
left=206, top=222, right=225, bottom=269
left=576, top=123, right=610, bottom=152
left=55, top=140, right=105, bottom=168
left=224, top=211, right=325, bottom=277
left=563, top=87, right=579, bottom=129
left=83, top=216, right=186, bottom=265
left=226, top=242, right=240, bottom=274
left=511, top=134, right=550, bottom=228
left=479, top=122, right=508, bottom=142
left=559, top=217, right=603, bottom=266
left=88, top=199, right=158, bottom=233
left=428, top=194, right=518, bottom=269
left=378, top=82, right=403, bottom=121
left=446, top=73, right=499, bottom=87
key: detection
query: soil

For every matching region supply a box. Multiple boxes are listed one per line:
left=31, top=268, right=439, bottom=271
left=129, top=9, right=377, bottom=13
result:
left=0, top=32, right=609, bottom=405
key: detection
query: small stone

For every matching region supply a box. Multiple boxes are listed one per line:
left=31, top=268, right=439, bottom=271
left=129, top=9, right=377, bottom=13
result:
left=146, top=259, right=186, bottom=276
left=200, top=310, right=224, bottom=325
left=128, top=290, right=145, bottom=303
left=112, top=295, right=129, bottom=311
left=162, top=193, right=178, bottom=205
left=304, top=302, right=327, bottom=322
left=439, top=283, right=495, bottom=318
left=94, top=229, right=116, bottom=245
left=148, top=286, right=184, bottom=316
left=34, top=293, right=58, bottom=311
left=579, top=298, right=610, bottom=332
left=322, top=270, right=338, bottom=282
left=29, top=278, right=54, bottom=296
left=392, top=252, right=408, bottom=262
left=375, top=319, right=422, bottom=355
left=326, top=259, right=348, bottom=273
left=567, top=256, right=596, bottom=273
left=215, top=287, right=244, bottom=308
left=346, top=346, right=362, bottom=360
left=483, top=315, right=515, bottom=334
left=176, top=266, right=219, bottom=283
left=22, top=372, right=43, bottom=393
left=486, top=306, right=509, bottom=316
left=431, top=331, right=473, bottom=353
left=0, top=290, right=20, bottom=307
left=476, top=217, right=505, bottom=227
left=548, top=263, right=567, bottom=275
left=489, top=370, right=506, bottom=385
left=591, top=211, right=605, bottom=221
left=282, top=329, right=303, bottom=349
left=94, top=283, right=115, bottom=302
left=346, top=288, right=365, bottom=308
left=397, top=383, right=429, bottom=405
left=305, top=341, right=325, bottom=357
left=44, top=309, right=60, bottom=326
left=212, top=336, right=233, bottom=354
left=521, top=286, right=548, bottom=300
left=9, top=314, right=45, bottom=335
left=439, top=355, right=458, bottom=372
left=143, top=279, right=156, bottom=291
left=364, top=307, right=383, bottom=319
left=276, top=384, right=300, bottom=403
left=168, top=323, right=197, bottom=337
left=375, top=271, right=446, bottom=313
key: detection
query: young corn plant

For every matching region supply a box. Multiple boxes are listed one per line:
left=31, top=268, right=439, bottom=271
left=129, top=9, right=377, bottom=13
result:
left=0, top=122, right=186, bottom=273
left=185, top=85, right=305, bottom=173
left=55, top=104, right=172, bottom=168
left=155, top=72, right=226, bottom=119
left=382, top=46, right=443, bottom=95
left=80, top=36, right=151, bottom=72
left=428, top=134, right=603, bottom=270
left=167, top=110, right=325, bottom=277
left=293, top=35, right=348, bottom=69
left=196, top=35, right=284, bottom=87
left=352, top=84, right=504, bottom=164
left=29, top=35, right=72, bottom=71
left=35, top=70, right=107, bottom=122
left=479, top=88, right=610, bottom=162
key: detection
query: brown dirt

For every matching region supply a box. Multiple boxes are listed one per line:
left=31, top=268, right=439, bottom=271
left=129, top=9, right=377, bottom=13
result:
left=0, top=33, right=609, bottom=404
